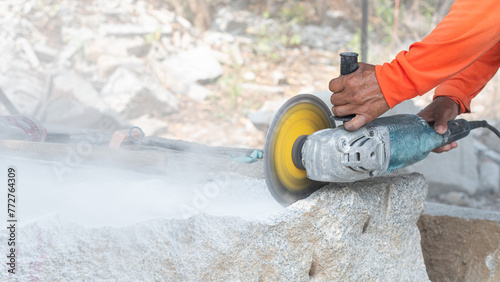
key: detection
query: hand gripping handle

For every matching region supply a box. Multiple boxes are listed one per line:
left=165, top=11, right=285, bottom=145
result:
left=332, top=52, right=359, bottom=122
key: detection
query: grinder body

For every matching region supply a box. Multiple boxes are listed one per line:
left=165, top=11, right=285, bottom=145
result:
left=299, top=114, right=471, bottom=182
left=264, top=52, right=478, bottom=206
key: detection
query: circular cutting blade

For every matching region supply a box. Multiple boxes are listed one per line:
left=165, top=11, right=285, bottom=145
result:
left=264, top=94, right=335, bottom=206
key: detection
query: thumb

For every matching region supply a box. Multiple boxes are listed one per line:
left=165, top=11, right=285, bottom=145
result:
left=434, top=111, right=450, bottom=135
left=343, top=115, right=369, bottom=131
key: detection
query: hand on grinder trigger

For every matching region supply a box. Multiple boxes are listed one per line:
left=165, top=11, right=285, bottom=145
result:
left=329, top=63, right=390, bottom=131
left=417, top=96, right=460, bottom=153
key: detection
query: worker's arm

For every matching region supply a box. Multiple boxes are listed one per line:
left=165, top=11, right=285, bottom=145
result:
left=377, top=0, right=500, bottom=108
left=330, top=0, right=500, bottom=131
left=417, top=42, right=500, bottom=153
left=433, top=41, right=500, bottom=114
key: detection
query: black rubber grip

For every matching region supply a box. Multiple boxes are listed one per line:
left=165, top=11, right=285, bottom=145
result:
left=440, top=119, right=471, bottom=146
left=331, top=115, right=355, bottom=122
left=340, top=52, right=359, bottom=76
left=334, top=52, right=360, bottom=122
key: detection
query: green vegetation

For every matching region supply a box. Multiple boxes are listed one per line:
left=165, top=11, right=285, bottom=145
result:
left=278, top=1, right=307, bottom=24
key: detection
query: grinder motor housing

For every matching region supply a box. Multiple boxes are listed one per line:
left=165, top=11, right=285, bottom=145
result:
left=296, top=114, right=474, bottom=183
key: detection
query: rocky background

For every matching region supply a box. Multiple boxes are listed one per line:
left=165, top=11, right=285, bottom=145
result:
left=0, top=0, right=499, bottom=211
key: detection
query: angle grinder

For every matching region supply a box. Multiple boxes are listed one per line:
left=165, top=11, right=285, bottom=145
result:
left=264, top=52, right=500, bottom=206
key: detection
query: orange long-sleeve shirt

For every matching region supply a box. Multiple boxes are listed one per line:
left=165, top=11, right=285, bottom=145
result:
left=375, top=0, right=500, bottom=114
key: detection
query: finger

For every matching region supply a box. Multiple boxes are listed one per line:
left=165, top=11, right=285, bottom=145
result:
left=432, top=144, right=451, bottom=153
left=330, top=92, right=350, bottom=106
left=330, top=92, right=340, bottom=105
left=343, top=114, right=369, bottom=131
left=434, top=125, right=447, bottom=135
left=431, top=142, right=458, bottom=153
left=434, top=103, right=458, bottom=134
left=331, top=104, right=355, bottom=117
left=417, top=109, right=435, bottom=123
left=328, top=76, right=345, bottom=93
left=433, top=111, right=451, bottom=135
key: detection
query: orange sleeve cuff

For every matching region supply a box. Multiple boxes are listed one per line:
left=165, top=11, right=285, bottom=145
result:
left=433, top=86, right=472, bottom=114
left=433, top=41, right=500, bottom=114
left=433, top=93, right=469, bottom=114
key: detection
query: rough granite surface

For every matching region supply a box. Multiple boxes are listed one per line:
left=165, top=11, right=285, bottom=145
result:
left=0, top=173, right=429, bottom=281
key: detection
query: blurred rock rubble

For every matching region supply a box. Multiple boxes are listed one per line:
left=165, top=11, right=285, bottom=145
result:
left=0, top=0, right=353, bottom=139
left=0, top=0, right=498, bottom=211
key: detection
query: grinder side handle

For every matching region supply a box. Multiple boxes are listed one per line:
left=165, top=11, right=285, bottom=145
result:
left=340, top=52, right=359, bottom=75
left=439, top=119, right=471, bottom=146
left=332, top=52, right=359, bottom=122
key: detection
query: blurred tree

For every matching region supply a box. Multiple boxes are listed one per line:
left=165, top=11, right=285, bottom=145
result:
left=169, top=0, right=213, bottom=31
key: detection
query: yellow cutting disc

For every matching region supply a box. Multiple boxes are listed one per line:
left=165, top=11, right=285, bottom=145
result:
left=264, top=94, right=335, bottom=206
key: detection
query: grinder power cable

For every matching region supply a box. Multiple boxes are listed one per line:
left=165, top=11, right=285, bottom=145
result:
left=264, top=52, right=500, bottom=207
